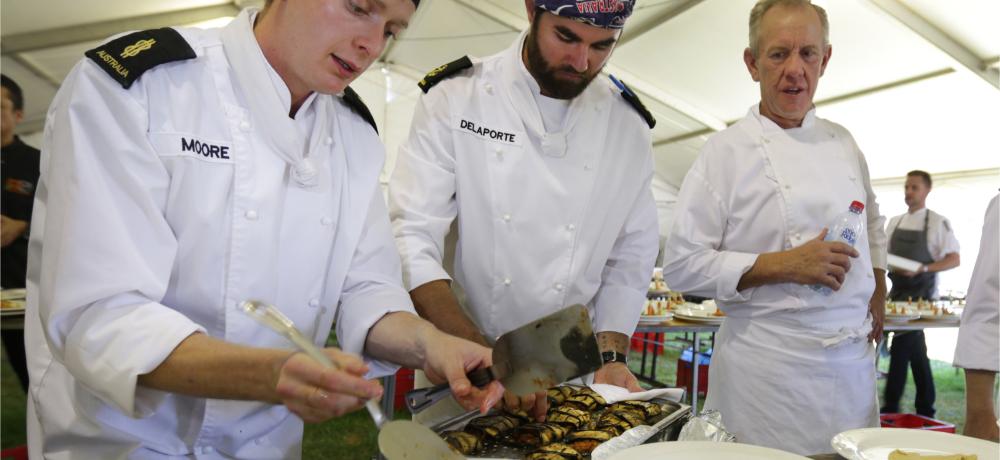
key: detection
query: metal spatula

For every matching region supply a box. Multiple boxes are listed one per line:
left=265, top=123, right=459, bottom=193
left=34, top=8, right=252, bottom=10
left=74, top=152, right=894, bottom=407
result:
left=240, top=300, right=459, bottom=460
left=405, top=304, right=603, bottom=413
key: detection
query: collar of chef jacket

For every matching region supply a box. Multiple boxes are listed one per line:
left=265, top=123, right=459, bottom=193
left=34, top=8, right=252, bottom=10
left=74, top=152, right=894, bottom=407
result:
left=497, top=31, right=610, bottom=157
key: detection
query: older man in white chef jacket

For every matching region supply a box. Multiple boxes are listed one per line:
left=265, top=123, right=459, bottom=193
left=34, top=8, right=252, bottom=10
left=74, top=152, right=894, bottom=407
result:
left=662, top=0, right=887, bottom=455
left=23, top=1, right=505, bottom=458
left=390, top=0, right=659, bottom=420
left=953, top=193, right=999, bottom=441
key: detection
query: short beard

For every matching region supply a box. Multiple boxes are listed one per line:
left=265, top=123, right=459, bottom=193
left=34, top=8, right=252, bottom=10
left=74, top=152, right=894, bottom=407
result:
left=524, top=18, right=598, bottom=100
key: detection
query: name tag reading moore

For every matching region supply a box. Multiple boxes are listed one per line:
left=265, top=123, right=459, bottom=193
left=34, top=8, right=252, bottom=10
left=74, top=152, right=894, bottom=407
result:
left=458, top=119, right=519, bottom=145
left=149, top=132, right=234, bottom=164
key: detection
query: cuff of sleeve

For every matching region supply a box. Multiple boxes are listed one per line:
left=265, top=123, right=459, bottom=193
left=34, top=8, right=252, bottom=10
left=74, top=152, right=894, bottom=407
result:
left=869, top=245, right=887, bottom=271
left=337, top=289, right=416, bottom=377
left=403, top=261, right=452, bottom=292
left=716, top=252, right=759, bottom=302
left=953, top=323, right=1000, bottom=372
left=62, top=302, right=206, bottom=418
left=592, top=285, right=646, bottom=335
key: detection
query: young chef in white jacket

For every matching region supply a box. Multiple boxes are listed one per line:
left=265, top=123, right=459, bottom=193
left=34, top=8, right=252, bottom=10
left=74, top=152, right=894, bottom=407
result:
left=24, top=1, right=504, bottom=458
left=953, top=193, right=999, bottom=441
left=663, top=0, right=887, bottom=455
left=389, top=0, right=658, bottom=420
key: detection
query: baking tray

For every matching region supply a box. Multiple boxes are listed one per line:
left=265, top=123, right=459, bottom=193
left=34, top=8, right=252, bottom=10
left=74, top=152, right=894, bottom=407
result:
left=428, top=396, right=691, bottom=459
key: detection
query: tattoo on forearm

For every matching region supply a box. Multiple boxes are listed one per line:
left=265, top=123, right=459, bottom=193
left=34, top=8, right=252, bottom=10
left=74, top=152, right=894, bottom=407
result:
left=597, top=332, right=629, bottom=354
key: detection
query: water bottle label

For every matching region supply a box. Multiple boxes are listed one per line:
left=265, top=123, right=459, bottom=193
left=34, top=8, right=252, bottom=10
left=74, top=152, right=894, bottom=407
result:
left=840, top=228, right=857, bottom=246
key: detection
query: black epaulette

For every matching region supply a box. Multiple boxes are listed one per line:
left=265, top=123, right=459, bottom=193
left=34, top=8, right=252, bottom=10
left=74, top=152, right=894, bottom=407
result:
left=85, top=28, right=196, bottom=89
left=342, top=87, right=378, bottom=134
left=418, top=56, right=473, bottom=93
left=609, top=75, right=656, bottom=129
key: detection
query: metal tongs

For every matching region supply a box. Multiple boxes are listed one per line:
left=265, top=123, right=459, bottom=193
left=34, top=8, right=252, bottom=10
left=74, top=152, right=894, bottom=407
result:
left=240, top=300, right=460, bottom=460
left=240, top=300, right=388, bottom=427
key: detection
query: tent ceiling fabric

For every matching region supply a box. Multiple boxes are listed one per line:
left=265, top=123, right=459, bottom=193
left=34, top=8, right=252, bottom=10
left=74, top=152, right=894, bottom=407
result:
left=2, top=0, right=997, bottom=186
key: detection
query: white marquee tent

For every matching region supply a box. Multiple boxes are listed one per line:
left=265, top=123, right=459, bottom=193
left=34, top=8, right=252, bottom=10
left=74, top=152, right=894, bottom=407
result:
left=3, top=0, right=998, bottom=298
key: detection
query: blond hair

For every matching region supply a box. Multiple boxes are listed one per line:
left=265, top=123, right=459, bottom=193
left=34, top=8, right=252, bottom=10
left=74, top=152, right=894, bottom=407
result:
left=748, top=0, right=829, bottom=57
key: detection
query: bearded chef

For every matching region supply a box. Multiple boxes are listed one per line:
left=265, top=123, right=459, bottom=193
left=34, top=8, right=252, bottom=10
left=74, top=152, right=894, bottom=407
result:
left=662, top=0, right=887, bottom=455
left=390, top=0, right=659, bottom=421
left=953, top=193, right=999, bottom=441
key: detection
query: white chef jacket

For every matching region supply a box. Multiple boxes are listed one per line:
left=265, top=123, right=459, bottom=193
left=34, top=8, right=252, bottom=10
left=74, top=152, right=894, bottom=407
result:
left=663, top=105, right=888, bottom=455
left=24, top=14, right=413, bottom=459
left=887, top=208, right=960, bottom=261
left=953, top=194, right=999, bottom=372
left=389, top=33, right=658, bottom=341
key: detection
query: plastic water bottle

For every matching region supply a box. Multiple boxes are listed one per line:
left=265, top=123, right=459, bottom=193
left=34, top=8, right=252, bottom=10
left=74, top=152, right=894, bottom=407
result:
left=811, top=200, right=865, bottom=295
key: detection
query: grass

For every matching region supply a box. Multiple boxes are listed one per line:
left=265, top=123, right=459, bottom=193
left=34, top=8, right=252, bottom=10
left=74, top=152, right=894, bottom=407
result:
left=0, top=333, right=979, bottom=457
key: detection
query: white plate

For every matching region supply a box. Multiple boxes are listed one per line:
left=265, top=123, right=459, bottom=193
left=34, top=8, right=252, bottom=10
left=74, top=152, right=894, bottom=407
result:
left=917, top=313, right=961, bottom=323
left=1, top=288, right=26, bottom=300
left=885, top=313, right=920, bottom=323
left=674, top=313, right=725, bottom=324
left=832, top=427, right=999, bottom=460
left=639, top=313, right=674, bottom=324
left=608, top=441, right=810, bottom=460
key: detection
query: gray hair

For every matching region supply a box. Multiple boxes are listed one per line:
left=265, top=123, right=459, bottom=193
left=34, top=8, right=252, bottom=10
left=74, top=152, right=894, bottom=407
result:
left=748, top=0, right=829, bottom=57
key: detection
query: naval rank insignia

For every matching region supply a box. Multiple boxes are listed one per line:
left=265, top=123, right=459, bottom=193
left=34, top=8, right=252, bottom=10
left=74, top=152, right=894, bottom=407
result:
left=86, top=28, right=196, bottom=89
left=418, top=56, right=473, bottom=93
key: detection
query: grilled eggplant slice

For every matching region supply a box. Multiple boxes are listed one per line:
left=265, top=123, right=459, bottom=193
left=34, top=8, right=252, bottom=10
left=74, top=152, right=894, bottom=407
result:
left=565, top=430, right=613, bottom=453
left=441, top=430, right=482, bottom=455
left=547, top=405, right=590, bottom=429
left=547, top=386, right=574, bottom=406
left=563, top=393, right=601, bottom=411
left=512, top=422, right=569, bottom=447
left=464, top=413, right=521, bottom=439
left=574, top=387, right=606, bottom=404
left=618, top=400, right=662, bottom=418
left=526, top=442, right=582, bottom=460
left=504, top=408, right=533, bottom=424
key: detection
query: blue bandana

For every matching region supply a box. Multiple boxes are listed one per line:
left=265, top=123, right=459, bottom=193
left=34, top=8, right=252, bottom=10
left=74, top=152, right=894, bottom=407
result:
left=535, top=0, right=635, bottom=29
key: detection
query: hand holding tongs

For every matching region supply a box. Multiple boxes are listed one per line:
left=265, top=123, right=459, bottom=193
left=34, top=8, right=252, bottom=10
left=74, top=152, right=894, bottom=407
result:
left=239, top=299, right=387, bottom=428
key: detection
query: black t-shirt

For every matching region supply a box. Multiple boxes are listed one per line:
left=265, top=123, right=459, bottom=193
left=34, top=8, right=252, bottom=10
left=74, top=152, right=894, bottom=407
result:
left=2, top=136, right=41, bottom=288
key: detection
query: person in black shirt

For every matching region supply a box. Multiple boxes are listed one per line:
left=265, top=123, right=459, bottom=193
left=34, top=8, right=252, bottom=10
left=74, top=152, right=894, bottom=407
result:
left=2, top=73, right=39, bottom=390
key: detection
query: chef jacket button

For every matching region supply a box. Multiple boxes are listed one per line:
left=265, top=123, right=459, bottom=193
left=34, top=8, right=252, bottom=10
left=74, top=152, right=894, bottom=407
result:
left=554, top=283, right=564, bottom=291
left=321, top=217, right=333, bottom=226
left=502, top=213, right=511, bottom=222
left=201, top=446, right=215, bottom=454
left=583, top=164, right=591, bottom=171
left=503, top=277, right=512, bottom=286
left=566, top=224, right=576, bottom=231
left=254, top=438, right=265, bottom=446
left=784, top=184, right=791, bottom=190
left=245, top=209, right=259, bottom=220
left=485, top=83, right=494, bottom=94
left=795, top=232, right=801, bottom=239
left=239, top=121, right=251, bottom=132
left=309, top=299, right=320, bottom=308
left=325, top=136, right=333, bottom=145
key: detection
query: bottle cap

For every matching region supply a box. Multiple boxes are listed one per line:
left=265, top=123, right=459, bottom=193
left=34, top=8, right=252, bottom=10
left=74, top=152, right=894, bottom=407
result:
left=850, top=200, right=865, bottom=212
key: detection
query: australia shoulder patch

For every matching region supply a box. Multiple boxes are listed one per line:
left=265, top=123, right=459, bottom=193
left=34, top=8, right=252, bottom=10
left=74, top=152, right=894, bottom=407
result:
left=85, top=28, right=196, bottom=89
left=609, top=75, right=656, bottom=129
left=342, top=87, right=378, bottom=134
left=418, top=56, right=473, bottom=93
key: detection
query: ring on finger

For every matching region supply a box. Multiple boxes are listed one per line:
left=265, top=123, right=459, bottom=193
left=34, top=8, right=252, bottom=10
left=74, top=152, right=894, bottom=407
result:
left=311, top=386, right=329, bottom=405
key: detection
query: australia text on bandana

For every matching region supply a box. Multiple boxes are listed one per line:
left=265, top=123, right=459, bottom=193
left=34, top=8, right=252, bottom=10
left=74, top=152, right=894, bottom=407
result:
left=535, top=0, right=636, bottom=29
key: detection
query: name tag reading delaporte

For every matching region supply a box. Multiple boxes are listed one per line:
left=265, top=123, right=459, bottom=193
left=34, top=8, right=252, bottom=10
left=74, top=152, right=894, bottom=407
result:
left=458, top=119, right=519, bottom=145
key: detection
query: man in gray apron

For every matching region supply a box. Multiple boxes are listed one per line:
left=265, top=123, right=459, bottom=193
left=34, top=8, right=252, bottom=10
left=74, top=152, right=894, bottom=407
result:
left=883, top=170, right=961, bottom=417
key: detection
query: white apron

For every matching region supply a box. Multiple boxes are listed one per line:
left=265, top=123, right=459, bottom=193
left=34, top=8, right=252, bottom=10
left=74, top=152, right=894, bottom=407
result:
left=704, top=112, right=879, bottom=456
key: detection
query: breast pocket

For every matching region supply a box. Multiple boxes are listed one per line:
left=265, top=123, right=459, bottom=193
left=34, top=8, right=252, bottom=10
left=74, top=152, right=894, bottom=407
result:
left=147, top=131, right=235, bottom=246
left=149, top=132, right=235, bottom=166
